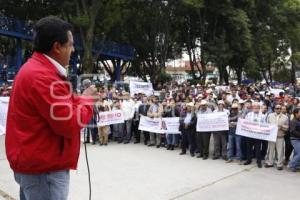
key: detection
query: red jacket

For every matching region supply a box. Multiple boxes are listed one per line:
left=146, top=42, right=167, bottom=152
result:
left=5, top=52, right=94, bottom=174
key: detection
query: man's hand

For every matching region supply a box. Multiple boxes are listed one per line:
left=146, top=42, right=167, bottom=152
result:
left=83, top=85, right=97, bottom=96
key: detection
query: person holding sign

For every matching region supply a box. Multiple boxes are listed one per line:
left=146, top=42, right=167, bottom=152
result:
left=195, top=100, right=212, bottom=160
left=138, top=97, right=150, bottom=145
left=212, top=100, right=229, bottom=160
left=227, top=103, right=243, bottom=164
left=179, top=102, right=197, bottom=157
left=288, top=108, right=300, bottom=172
left=147, top=96, right=163, bottom=147
left=265, top=105, right=288, bottom=170
left=112, top=101, right=125, bottom=143
left=121, top=92, right=135, bottom=144
left=96, top=98, right=112, bottom=146
left=244, top=102, right=266, bottom=168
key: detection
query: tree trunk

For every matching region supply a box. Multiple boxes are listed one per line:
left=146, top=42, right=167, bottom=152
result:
left=291, top=60, right=296, bottom=84
left=235, top=67, right=242, bottom=84
left=223, top=66, right=229, bottom=85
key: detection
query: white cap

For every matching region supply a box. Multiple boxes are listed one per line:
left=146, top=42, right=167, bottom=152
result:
left=217, top=100, right=225, bottom=105
left=200, top=100, right=208, bottom=105
left=206, top=89, right=213, bottom=94
left=186, top=102, right=194, bottom=107
left=231, top=103, right=239, bottom=108
left=197, top=94, right=203, bottom=99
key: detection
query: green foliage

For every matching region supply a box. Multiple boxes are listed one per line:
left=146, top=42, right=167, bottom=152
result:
left=72, top=15, right=90, bottom=28
left=156, top=70, right=172, bottom=85
left=1, top=0, right=300, bottom=83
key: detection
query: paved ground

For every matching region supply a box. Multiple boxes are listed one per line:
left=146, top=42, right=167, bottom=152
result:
left=1, top=135, right=300, bottom=200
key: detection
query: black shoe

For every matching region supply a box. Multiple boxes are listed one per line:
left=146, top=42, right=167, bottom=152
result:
left=118, top=140, right=123, bottom=144
left=191, top=153, right=195, bottom=157
left=212, top=156, right=220, bottom=160
left=179, top=152, right=186, bottom=155
left=148, top=144, right=154, bottom=147
left=170, top=146, right=174, bottom=150
left=257, top=163, right=262, bottom=168
left=144, top=141, right=148, bottom=145
left=203, top=156, right=208, bottom=160
left=167, top=145, right=171, bottom=150
left=197, top=154, right=203, bottom=158
left=244, top=161, right=252, bottom=165
left=124, top=141, right=129, bottom=144
left=277, top=167, right=283, bottom=170
left=84, top=141, right=90, bottom=144
left=156, top=145, right=160, bottom=148
left=99, top=143, right=103, bottom=146
left=134, top=141, right=140, bottom=144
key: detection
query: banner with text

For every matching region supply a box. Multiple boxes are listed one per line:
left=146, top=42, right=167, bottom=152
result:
left=0, top=97, right=9, bottom=135
left=129, top=81, right=153, bottom=97
left=138, top=116, right=181, bottom=134
left=97, top=110, right=125, bottom=126
left=236, top=118, right=278, bottom=142
left=161, top=117, right=181, bottom=134
left=196, top=112, right=229, bottom=132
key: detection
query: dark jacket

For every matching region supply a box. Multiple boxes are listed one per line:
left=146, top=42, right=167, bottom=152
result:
left=179, top=112, right=197, bottom=133
left=290, top=118, right=300, bottom=140
left=138, top=103, right=150, bottom=117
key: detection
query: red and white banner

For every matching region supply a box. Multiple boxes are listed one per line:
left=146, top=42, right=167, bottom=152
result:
left=138, top=116, right=180, bottom=134
left=197, top=112, right=229, bottom=132
left=236, top=118, right=278, bottom=142
left=97, top=110, right=125, bottom=126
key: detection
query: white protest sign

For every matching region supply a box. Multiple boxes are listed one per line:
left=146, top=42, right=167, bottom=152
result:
left=236, top=118, right=278, bottom=142
left=97, top=110, right=124, bottom=126
left=129, top=81, right=153, bottom=97
left=0, top=97, right=9, bottom=135
left=197, top=112, right=229, bottom=132
left=161, top=117, right=181, bottom=134
left=138, top=115, right=163, bottom=133
left=270, top=88, right=284, bottom=97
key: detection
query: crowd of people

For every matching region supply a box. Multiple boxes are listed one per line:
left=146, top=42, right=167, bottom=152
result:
left=0, top=82, right=11, bottom=96
left=82, top=80, right=300, bottom=172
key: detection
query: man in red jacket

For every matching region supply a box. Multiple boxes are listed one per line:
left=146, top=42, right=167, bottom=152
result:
left=5, top=16, right=96, bottom=200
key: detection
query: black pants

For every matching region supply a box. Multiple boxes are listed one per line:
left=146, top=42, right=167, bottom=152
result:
left=142, top=131, right=149, bottom=144
left=196, top=132, right=211, bottom=157
left=261, top=140, right=268, bottom=159
left=132, top=120, right=140, bottom=142
left=285, top=134, right=294, bottom=161
left=241, top=136, right=247, bottom=160
left=181, top=130, right=196, bottom=154
left=246, top=137, right=263, bottom=164
left=85, top=127, right=98, bottom=143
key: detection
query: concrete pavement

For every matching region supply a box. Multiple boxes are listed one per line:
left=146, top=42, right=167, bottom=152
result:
left=0, top=135, right=299, bottom=200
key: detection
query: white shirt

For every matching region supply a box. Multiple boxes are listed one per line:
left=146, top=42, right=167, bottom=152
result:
left=245, top=112, right=266, bottom=123
left=184, top=112, right=192, bottom=125
left=121, top=99, right=135, bottom=120
left=43, top=54, right=67, bottom=77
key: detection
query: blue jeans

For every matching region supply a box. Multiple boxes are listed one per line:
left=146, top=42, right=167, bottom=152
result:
left=289, top=139, right=300, bottom=170
left=166, top=134, right=178, bottom=145
left=14, top=170, right=70, bottom=200
left=227, top=128, right=242, bottom=160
